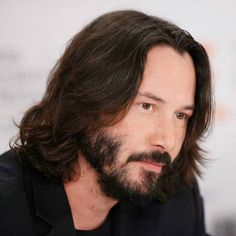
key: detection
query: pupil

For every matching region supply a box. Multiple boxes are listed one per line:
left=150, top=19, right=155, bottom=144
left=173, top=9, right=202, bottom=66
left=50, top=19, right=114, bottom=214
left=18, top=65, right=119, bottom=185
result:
left=177, top=113, right=183, bottom=119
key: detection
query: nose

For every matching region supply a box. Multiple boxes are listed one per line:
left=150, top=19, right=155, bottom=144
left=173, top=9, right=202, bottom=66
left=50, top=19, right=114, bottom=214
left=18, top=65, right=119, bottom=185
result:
left=149, top=115, right=176, bottom=153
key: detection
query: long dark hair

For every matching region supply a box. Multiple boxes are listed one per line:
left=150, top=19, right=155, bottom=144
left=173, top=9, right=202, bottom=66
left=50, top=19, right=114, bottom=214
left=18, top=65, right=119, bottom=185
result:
left=12, top=10, right=213, bottom=195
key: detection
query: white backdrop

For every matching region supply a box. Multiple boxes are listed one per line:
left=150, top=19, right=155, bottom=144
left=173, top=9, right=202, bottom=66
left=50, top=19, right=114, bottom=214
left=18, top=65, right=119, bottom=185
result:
left=1, top=1, right=236, bottom=235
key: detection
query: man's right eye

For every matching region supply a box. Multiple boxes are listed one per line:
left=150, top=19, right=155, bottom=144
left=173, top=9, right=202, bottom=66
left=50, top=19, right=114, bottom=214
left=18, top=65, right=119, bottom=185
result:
left=141, top=103, right=154, bottom=111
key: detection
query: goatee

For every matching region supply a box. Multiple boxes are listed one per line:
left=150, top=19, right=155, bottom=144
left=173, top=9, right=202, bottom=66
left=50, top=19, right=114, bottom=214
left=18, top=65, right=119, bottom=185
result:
left=79, top=131, right=172, bottom=205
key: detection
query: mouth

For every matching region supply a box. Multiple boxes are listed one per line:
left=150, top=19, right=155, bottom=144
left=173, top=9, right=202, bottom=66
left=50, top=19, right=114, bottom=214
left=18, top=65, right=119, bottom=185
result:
left=138, top=160, right=165, bottom=173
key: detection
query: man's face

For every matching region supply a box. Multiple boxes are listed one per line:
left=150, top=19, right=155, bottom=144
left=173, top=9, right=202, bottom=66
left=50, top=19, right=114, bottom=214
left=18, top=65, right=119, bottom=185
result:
left=81, top=45, right=196, bottom=202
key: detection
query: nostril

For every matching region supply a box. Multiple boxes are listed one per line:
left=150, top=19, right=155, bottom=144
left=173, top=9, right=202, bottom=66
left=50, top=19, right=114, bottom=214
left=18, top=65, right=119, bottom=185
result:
left=153, top=144, right=165, bottom=153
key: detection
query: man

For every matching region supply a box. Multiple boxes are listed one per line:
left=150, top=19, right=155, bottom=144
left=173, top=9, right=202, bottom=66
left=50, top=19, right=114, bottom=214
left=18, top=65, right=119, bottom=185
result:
left=0, top=10, right=212, bottom=236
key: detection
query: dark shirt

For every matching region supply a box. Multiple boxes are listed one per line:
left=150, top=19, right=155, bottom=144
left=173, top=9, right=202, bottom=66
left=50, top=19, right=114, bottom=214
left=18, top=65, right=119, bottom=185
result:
left=76, top=214, right=111, bottom=236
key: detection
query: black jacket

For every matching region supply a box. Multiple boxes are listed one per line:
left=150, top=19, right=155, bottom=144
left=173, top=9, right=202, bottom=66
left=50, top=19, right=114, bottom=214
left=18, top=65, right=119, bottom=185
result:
left=0, top=150, right=210, bottom=236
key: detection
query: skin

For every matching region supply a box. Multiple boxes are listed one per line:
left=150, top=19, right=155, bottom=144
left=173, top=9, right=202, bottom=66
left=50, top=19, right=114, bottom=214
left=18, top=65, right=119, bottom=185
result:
left=64, top=45, right=196, bottom=230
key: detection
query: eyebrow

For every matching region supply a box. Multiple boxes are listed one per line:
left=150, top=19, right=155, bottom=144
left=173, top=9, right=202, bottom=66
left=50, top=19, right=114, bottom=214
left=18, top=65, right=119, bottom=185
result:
left=137, top=92, right=195, bottom=111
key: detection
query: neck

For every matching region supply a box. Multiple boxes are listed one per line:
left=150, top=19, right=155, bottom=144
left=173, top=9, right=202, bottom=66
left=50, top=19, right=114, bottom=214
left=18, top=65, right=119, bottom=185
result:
left=64, top=156, right=118, bottom=230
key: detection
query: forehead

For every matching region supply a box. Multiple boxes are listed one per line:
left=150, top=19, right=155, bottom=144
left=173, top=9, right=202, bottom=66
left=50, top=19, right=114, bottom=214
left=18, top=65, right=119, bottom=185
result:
left=139, top=45, right=196, bottom=107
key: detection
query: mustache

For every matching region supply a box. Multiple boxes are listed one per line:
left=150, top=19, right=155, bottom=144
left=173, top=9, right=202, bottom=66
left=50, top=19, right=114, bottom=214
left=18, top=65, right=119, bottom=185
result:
left=127, top=151, right=172, bottom=169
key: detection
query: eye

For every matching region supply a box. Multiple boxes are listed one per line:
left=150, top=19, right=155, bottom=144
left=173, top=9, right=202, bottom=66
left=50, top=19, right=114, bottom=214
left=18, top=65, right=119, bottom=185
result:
left=176, top=112, right=187, bottom=120
left=141, top=103, right=154, bottom=111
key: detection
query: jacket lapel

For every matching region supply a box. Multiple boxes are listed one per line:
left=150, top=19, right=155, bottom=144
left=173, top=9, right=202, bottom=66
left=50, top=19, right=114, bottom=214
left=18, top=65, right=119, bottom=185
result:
left=46, top=213, right=76, bottom=236
left=31, top=170, right=76, bottom=236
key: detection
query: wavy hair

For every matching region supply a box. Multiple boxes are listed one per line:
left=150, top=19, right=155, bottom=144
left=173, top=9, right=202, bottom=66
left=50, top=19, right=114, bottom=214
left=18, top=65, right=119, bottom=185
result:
left=12, top=10, right=213, bottom=198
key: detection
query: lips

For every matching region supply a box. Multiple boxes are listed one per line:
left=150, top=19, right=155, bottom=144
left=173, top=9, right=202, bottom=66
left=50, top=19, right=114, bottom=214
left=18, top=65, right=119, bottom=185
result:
left=138, top=160, right=165, bottom=173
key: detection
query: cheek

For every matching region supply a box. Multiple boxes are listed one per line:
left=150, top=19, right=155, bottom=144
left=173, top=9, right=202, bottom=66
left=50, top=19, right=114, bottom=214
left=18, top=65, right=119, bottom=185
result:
left=105, top=119, right=149, bottom=152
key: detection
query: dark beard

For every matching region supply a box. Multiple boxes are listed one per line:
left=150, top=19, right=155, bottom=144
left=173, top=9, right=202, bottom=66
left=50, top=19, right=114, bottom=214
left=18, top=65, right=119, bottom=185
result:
left=79, top=131, right=172, bottom=205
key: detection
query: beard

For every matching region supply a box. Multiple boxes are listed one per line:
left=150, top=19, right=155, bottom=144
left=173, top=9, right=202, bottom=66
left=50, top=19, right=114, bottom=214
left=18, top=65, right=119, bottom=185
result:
left=79, top=131, right=172, bottom=205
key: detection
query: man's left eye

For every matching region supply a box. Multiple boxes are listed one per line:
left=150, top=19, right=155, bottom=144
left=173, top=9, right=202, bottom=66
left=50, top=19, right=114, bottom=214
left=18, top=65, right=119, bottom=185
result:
left=176, top=112, right=187, bottom=120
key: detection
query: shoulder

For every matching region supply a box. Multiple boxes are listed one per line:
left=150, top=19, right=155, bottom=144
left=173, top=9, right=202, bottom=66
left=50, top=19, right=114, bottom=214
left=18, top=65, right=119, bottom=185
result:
left=0, top=149, right=23, bottom=190
left=154, top=178, right=207, bottom=235
left=0, top=150, right=34, bottom=235
left=115, top=179, right=208, bottom=236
